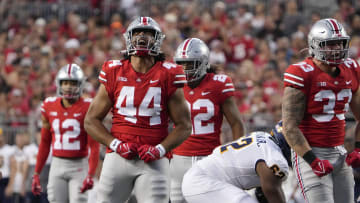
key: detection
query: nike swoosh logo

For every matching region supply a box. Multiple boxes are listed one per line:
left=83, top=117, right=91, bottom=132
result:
left=201, top=92, right=211, bottom=96
left=150, top=80, right=159, bottom=83
left=320, top=31, right=325, bottom=33
left=346, top=80, right=352, bottom=85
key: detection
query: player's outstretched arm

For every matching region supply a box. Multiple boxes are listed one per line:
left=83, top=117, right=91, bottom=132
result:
left=161, top=88, right=192, bottom=152
left=84, top=84, right=113, bottom=147
left=221, top=96, right=245, bottom=140
left=256, top=161, right=285, bottom=203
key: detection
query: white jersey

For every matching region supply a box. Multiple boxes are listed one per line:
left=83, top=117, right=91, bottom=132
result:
left=196, top=132, right=289, bottom=190
left=0, top=144, right=16, bottom=178
left=23, top=143, right=52, bottom=166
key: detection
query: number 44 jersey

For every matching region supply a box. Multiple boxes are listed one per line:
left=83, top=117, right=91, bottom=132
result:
left=283, top=57, right=360, bottom=147
left=41, top=97, right=92, bottom=158
left=98, top=59, right=186, bottom=145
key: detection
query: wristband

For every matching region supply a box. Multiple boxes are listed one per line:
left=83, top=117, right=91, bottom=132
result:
left=109, top=139, right=121, bottom=152
left=303, top=150, right=317, bottom=165
left=355, top=142, right=360, bottom=149
left=155, top=144, right=166, bottom=157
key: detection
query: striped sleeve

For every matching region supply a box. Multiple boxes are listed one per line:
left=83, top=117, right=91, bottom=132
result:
left=283, top=65, right=306, bottom=92
left=218, top=74, right=235, bottom=104
left=164, top=62, right=186, bottom=97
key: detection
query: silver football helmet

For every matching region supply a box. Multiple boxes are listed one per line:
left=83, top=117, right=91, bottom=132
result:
left=174, top=38, right=210, bottom=82
left=308, top=18, right=350, bottom=65
left=123, top=16, right=165, bottom=56
left=55, top=64, right=85, bottom=99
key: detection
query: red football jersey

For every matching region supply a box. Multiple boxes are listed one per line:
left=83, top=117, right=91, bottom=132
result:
left=41, top=97, right=93, bottom=157
left=173, top=73, right=235, bottom=156
left=283, top=57, right=360, bottom=147
left=98, top=59, right=186, bottom=145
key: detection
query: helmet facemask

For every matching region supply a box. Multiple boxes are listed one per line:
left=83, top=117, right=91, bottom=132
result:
left=124, top=17, right=165, bottom=57
left=127, top=28, right=160, bottom=56
left=176, top=60, right=207, bottom=83
left=311, top=38, right=349, bottom=65
left=58, top=80, right=82, bottom=100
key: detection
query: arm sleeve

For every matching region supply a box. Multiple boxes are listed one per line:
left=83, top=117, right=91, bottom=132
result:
left=34, top=128, right=52, bottom=174
left=87, top=134, right=100, bottom=176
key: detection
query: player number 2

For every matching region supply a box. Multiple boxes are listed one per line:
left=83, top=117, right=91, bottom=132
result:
left=115, top=86, right=161, bottom=125
left=220, top=137, right=253, bottom=153
left=52, top=118, right=81, bottom=150
left=187, top=99, right=215, bottom=135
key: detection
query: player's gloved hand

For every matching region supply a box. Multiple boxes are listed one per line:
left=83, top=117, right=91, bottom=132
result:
left=138, top=144, right=166, bottom=163
left=31, top=174, right=42, bottom=195
left=80, top=175, right=94, bottom=193
left=109, top=139, right=139, bottom=160
left=346, top=148, right=360, bottom=168
left=310, top=158, right=334, bottom=177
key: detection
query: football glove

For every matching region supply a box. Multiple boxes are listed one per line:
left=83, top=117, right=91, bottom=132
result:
left=346, top=148, right=360, bottom=168
left=109, top=139, right=139, bottom=160
left=31, top=174, right=42, bottom=195
left=310, top=158, right=333, bottom=177
left=80, top=175, right=94, bottom=193
left=138, top=144, right=166, bottom=163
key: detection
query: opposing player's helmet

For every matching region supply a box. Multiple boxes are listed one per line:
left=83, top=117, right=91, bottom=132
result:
left=123, top=16, right=165, bottom=56
left=308, top=18, right=350, bottom=65
left=55, top=64, right=85, bottom=99
left=174, top=38, right=210, bottom=82
left=270, top=121, right=291, bottom=167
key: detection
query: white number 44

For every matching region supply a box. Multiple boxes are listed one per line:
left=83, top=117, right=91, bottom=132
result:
left=115, top=86, right=162, bottom=125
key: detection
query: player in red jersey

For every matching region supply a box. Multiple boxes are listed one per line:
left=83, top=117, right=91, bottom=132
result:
left=31, top=64, right=100, bottom=203
left=282, top=18, right=360, bottom=203
left=84, top=17, right=191, bottom=203
left=170, top=38, right=245, bottom=203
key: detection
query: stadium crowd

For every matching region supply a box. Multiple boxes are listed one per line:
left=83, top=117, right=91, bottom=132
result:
left=0, top=0, right=360, bottom=202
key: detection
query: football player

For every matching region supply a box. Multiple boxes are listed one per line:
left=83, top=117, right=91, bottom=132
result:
left=84, top=16, right=191, bottom=203
left=282, top=18, right=360, bottom=203
left=170, top=38, right=245, bottom=203
left=182, top=121, right=290, bottom=203
left=31, top=64, right=100, bottom=203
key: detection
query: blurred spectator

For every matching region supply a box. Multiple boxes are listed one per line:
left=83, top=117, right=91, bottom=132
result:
left=0, top=128, right=16, bottom=203
left=23, top=130, right=51, bottom=203
left=282, top=0, right=304, bottom=37
left=5, top=132, right=29, bottom=203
